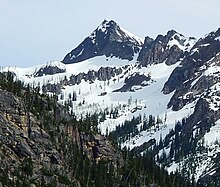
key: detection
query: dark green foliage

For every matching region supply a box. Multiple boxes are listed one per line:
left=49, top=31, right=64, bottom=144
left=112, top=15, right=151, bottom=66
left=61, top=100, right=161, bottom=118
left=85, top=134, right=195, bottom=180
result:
left=0, top=71, right=24, bottom=97
left=109, top=115, right=145, bottom=143
left=109, top=114, right=163, bottom=146
left=21, top=157, right=34, bottom=177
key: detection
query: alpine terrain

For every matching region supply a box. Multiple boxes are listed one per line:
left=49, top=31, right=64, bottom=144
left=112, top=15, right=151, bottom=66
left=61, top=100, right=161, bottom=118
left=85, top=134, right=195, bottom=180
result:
left=1, top=19, right=220, bottom=186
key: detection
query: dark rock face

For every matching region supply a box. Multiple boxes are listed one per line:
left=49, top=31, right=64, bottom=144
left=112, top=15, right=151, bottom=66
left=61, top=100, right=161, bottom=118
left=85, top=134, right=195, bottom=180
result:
left=167, top=73, right=220, bottom=111
left=113, top=72, right=151, bottom=92
left=164, top=28, right=220, bottom=94
left=62, top=20, right=143, bottom=64
left=137, top=30, right=195, bottom=66
left=68, top=66, right=123, bottom=85
left=34, top=65, right=66, bottom=77
left=163, top=28, right=220, bottom=111
left=182, top=98, right=211, bottom=132
left=42, top=66, right=124, bottom=94
left=42, top=83, right=62, bottom=94
left=198, top=152, right=220, bottom=185
left=131, top=139, right=156, bottom=154
left=80, top=133, right=124, bottom=167
left=0, top=89, right=56, bottom=163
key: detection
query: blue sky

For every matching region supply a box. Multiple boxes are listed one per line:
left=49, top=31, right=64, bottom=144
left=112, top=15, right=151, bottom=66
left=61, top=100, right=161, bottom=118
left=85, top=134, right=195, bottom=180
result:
left=1, top=0, right=220, bottom=67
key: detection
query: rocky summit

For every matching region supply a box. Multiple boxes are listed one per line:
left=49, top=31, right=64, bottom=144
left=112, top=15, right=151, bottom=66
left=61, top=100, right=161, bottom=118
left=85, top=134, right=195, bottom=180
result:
left=62, top=19, right=143, bottom=64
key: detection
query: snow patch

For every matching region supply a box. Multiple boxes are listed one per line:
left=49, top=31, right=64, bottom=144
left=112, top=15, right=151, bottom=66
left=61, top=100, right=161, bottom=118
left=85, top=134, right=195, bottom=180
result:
left=204, top=119, right=220, bottom=146
left=120, top=27, right=144, bottom=45
left=167, top=34, right=196, bottom=52
left=215, top=36, right=220, bottom=41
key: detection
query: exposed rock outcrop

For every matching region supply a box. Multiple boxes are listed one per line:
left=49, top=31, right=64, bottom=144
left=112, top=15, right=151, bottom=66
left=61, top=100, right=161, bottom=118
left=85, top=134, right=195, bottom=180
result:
left=163, top=28, right=220, bottom=111
left=163, top=28, right=220, bottom=95
left=80, top=133, right=124, bottom=167
left=42, top=66, right=124, bottom=94
left=34, top=65, right=66, bottom=77
left=137, top=30, right=196, bottom=66
left=114, top=72, right=151, bottom=92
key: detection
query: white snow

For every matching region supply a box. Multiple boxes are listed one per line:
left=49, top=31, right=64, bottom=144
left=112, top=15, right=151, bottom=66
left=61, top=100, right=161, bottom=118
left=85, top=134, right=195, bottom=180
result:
left=89, top=19, right=144, bottom=45
left=200, top=43, right=210, bottom=47
left=120, top=26, right=144, bottom=45
left=190, top=48, right=199, bottom=55
left=97, top=19, right=110, bottom=32
left=2, top=55, right=139, bottom=87
left=167, top=34, right=196, bottom=52
left=122, top=100, right=197, bottom=150
left=75, top=49, right=84, bottom=58
left=204, top=119, right=220, bottom=146
left=190, top=75, right=202, bottom=88
left=215, top=36, right=220, bottom=41
left=98, top=61, right=180, bottom=135
left=204, top=63, right=220, bottom=76
left=168, top=39, right=185, bottom=51
left=166, top=162, right=179, bottom=174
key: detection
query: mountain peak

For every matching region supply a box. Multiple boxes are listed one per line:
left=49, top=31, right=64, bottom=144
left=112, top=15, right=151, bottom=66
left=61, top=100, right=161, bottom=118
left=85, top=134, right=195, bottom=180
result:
left=62, top=20, right=143, bottom=64
left=94, top=19, right=117, bottom=33
left=100, top=19, right=117, bottom=28
left=89, top=19, right=119, bottom=40
left=166, top=29, right=178, bottom=37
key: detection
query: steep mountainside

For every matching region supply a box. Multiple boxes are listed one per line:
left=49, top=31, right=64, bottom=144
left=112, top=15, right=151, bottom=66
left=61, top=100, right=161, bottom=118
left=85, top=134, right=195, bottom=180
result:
left=163, top=28, right=220, bottom=110
left=160, top=27, right=220, bottom=183
left=1, top=20, right=220, bottom=185
left=0, top=72, right=124, bottom=186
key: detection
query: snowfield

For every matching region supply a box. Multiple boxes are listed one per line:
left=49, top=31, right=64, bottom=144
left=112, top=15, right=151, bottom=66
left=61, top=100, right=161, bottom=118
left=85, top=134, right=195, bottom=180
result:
left=2, top=55, right=199, bottom=152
